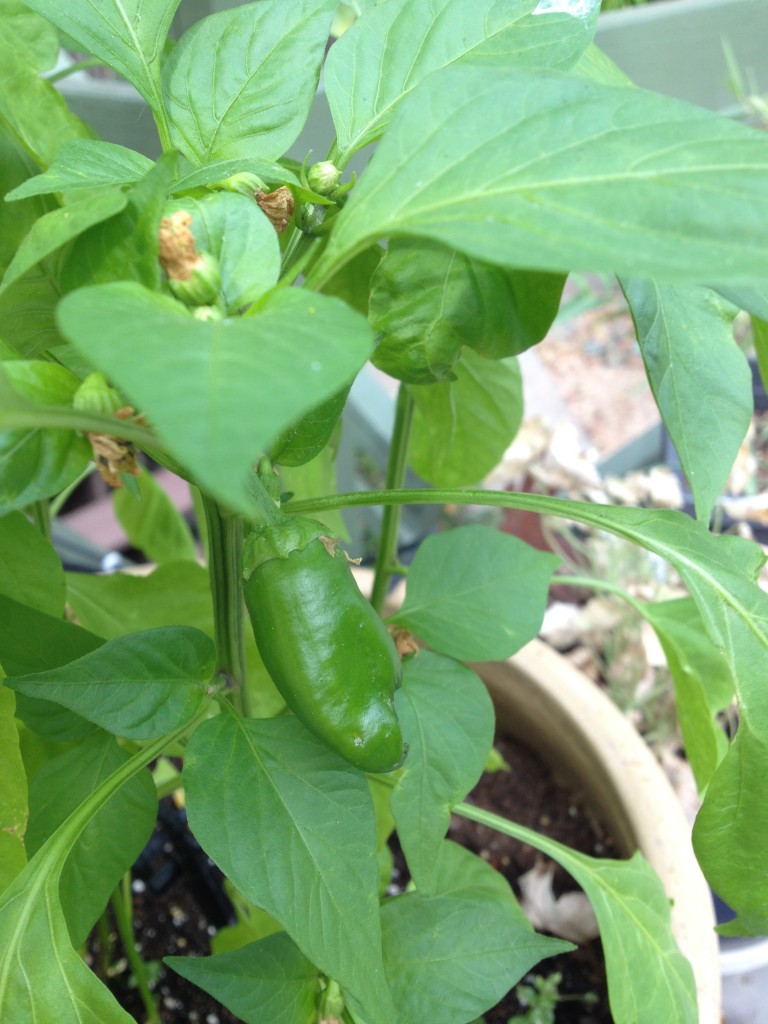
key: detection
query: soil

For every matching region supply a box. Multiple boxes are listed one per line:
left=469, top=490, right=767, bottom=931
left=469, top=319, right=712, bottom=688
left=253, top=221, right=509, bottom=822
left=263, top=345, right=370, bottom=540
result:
left=88, top=732, right=615, bottom=1024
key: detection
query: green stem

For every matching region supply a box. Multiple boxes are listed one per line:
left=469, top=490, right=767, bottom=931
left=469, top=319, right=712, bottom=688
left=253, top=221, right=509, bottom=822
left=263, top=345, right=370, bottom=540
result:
left=111, top=874, right=159, bottom=1024
left=48, top=463, right=95, bottom=519
left=97, top=908, right=113, bottom=977
left=28, top=500, right=51, bottom=543
left=454, top=801, right=579, bottom=865
left=279, top=229, right=321, bottom=283
left=370, top=386, right=415, bottom=614
left=555, top=574, right=646, bottom=616
left=45, top=58, right=105, bottom=83
left=201, top=494, right=249, bottom=716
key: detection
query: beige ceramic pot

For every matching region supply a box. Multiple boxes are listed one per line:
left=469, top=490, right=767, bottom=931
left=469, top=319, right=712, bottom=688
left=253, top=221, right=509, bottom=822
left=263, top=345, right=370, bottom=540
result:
left=475, top=639, right=721, bottom=1023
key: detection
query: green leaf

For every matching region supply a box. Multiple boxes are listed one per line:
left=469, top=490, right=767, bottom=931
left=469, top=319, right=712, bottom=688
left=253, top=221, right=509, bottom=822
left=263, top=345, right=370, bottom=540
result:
left=316, top=68, right=768, bottom=286
left=716, top=285, right=768, bottom=322
left=641, top=598, right=732, bottom=793
left=57, top=283, right=374, bottom=514
left=325, top=0, right=597, bottom=163
left=0, top=687, right=27, bottom=895
left=184, top=712, right=397, bottom=1021
left=0, top=188, right=129, bottom=296
left=59, top=152, right=177, bottom=293
left=0, top=24, right=90, bottom=168
left=0, top=360, right=91, bottom=513
left=66, top=563, right=213, bottom=639
left=371, top=238, right=564, bottom=383
left=381, top=841, right=571, bottom=1024
left=320, top=244, right=383, bottom=317
left=25, top=732, right=156, bottom=946
left=408, top=350, right=524, bottom=486
left=1, top=1, right=59, bottom=71
left=0, top=729, right=175, bottom=1024
left=391, top=526, right=559, bottom=660
left=0, top=592, right=102, bottom=741
left=5, top=140, right=154, bottom=199
left=0, top=509, right=65, bottom=616
left=171, top=158, right=301, bottom=195
left=0, top=252, right=63, bottom=357
left=270, top=385, right=351, bottom=467
left=24, top=0, right=181, bottom=119
left=391, top=652, right=495, bottom=891
left=166, top=933, right=319, bottom=1024
left=164, top=192, right=281, bottom=312
left=162, top=0, right=337, bottom=163
left=0, top=125, right=55, bottom=276
left=622, top=279, right=751, bottom=523
left=113, top=467, right=197, bottom=565
left=4, top=626, right=214, bottom=740
left=456, top=804, right=698, bottom=1024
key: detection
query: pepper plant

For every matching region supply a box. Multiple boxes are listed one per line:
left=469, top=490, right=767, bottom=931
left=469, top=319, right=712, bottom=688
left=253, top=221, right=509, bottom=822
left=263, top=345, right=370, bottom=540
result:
left=2, top=1, right=768, bottom=1022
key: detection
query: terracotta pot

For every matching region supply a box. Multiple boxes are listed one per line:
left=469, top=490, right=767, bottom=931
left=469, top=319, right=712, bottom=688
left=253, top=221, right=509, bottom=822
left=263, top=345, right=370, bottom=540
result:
left=475, top=639, right=721, bottom=1023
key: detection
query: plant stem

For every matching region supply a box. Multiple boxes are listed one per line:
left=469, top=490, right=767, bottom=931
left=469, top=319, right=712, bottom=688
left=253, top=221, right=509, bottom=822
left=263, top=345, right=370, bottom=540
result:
left=370, top=386, right=415, bottom=614
left=48, top=463, right=95, bottom=519
left=111, top=874, right=160, bottom=1024
left=97, top=908, right=113, bottom=977
left=201, top=494, right=249, bottom=716
left=454, top=801, right=575, bottom=865
left=44, top=58, right=105, bottom=83
left=29, top=500, right=52, bottom=542
left=554, top=573, right=646, bottom=616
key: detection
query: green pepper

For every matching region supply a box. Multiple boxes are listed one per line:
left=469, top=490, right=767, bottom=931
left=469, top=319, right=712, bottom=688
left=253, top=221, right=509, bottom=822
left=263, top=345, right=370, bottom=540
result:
left=243, top=515, right=406, bottom=773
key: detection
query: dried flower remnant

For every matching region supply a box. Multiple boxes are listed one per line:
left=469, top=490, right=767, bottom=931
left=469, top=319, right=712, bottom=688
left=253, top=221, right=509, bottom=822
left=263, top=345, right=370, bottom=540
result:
left=158, top=210, right=199, bottom=281
left=256, top=186, right=295, bottom=232
left=87, top=407, right=143, bottom=488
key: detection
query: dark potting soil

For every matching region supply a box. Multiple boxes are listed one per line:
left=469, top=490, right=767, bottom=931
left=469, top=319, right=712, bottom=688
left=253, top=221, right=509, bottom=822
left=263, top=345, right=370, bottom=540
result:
left=88, top=733, right=616, bottom=1024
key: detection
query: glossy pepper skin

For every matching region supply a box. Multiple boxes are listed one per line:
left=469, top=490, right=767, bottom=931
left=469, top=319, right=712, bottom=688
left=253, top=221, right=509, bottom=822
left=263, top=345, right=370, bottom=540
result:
left=242, top=516, right=406, bottom=773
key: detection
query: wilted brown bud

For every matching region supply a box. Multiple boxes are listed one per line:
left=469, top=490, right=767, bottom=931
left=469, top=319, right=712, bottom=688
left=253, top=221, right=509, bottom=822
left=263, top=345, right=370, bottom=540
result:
left=256, top=186, right=295, bottom=233
left=158, top=210, right=201, bottom=281
left=389, top=626, right=420, bottom=659
left=87, top=406, right=142, bottom=488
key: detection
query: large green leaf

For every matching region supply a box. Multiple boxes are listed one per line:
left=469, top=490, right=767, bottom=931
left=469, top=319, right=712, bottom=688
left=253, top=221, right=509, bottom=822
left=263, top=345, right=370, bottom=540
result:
left=0, top=360, right=91, bottom=513
left=66, top=563, right=213, bottom=639
left=390, top=525, right=559, bottom=660
left=408, top=350, right=524, bottom=486
left=381, top=840, right=570, bottom=1024
left=325, top=0, right=597, bottom=163
left=0, top=510, right=65, bottom=616
left=641, top=598, right=732, bottom=793
left=113, top=467, right=197, bottom=565
left=166, top=933, right=319, bottom=1024
left=25, top=732, right=156, bottom=946
left=162, top=0, right=337, bottom=163
left=4, top=626, right=214, bottom=740
left=0, top=188, right=129, bottom=296
left=24, top=0, right=180, bottom=123
left=0, top=0, right=59, bottom=71
left=370, top=239, right=564, bottom=383
left=164, top=192, right=281, bottom=312
left=0, top=687, right=27, bottom=895
left=0, top=21, right=90, bottom=168
left=315, top=67, right=768, bottom=286
left=184, top=712, right=397, bottom=1021
left=5, top=140, right=154, bottom=200
left=390, top=652, right=494, bottom=891
left=456, top=803, right=698, bottom=1024
left=0, top=593, right=102, bottom=742
left=622, top=279, right=751, bottom=523
left=0, top=728, right=178, bottom=1024
left=57, top=283, right=374, bottom=514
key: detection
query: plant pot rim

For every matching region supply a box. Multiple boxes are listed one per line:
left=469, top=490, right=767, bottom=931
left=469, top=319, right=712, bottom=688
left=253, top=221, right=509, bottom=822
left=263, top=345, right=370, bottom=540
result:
left=474, top=638, right=721, bottom=1022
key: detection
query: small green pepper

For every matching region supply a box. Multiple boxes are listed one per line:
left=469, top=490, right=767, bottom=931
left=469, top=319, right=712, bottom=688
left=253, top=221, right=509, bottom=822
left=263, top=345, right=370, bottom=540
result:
left=243, top=515, right=406, bottom=773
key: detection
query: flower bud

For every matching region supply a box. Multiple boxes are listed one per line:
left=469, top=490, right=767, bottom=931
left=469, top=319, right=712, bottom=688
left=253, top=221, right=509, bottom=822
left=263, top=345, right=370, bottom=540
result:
left=192, top=304, right=225, bottom=322
left=166, top=250, right=222, bottom=306
left=73, top=373, right=123, bottom=418
left=307, top=161, right=341, bottom=196
left=212, top=171, right=266, bottom=197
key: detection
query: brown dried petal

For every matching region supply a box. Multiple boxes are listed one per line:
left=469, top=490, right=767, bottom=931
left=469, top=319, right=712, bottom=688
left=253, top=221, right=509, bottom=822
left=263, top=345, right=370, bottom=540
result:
left=158, top=210, right=202, bottom=280
left=256, top=187, right=295, bottom=233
